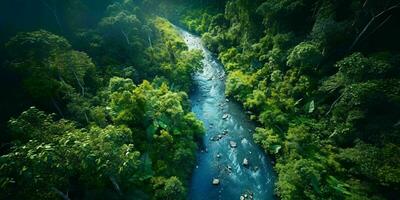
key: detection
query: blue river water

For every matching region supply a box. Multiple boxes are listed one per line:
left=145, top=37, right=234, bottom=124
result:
left=176, top=27, right=276, bottom=200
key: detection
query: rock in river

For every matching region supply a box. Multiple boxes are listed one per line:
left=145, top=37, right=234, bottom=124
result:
left=212, top=178, right=220, bottom=185
left=210, top=134, right=224, bottom=141
left=222, top=114, right=229, bottom=120
left=243, top=158, right=249, bottom=166
left=230, top=141, right=237, bottom=148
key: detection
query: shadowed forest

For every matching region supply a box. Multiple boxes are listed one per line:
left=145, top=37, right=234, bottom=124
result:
left=0, top=0, right=399, bottom=199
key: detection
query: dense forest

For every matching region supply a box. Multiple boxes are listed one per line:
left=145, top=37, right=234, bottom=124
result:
left=177, top=0, right=400, bottom=199
left=0, top=0, right=399, bottom=199
left=0, top=0, right=204, bottom=199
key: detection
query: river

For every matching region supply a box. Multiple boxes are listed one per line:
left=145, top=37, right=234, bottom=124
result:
left=176, top=27, right=276, bottom=200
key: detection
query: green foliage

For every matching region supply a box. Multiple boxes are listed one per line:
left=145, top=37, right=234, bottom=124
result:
left=326, top=176, right=351, bottom=197
left=107, top=78, right=204, bottom=192
left=1, top=107, right=141, bottom=199
left=5, top=30, right=69, bottom=101
left=310, top=2, right=353, bottom=52
left=1, top=75, right=204, bottom=199
left=226, top=70, right=254, bottom=101
left=8, top=107, right=75, bottom=143
left=177, top=0, right=400, bottom=199
left=148, top=17, right=203, bottom=92
left=335, top=53, right=396, bottom=85
left=5, top=30, right=96, bottom=102
left=91, top=0, right=148, bottom=67
left=256, top=0, right=314, bottom=33
left=276, top=158, right=325, bottom=200
left=253, top=128, right=282, bottom=154
left=1, top=2, right=205, bottom=198
left=2, top=0, right=400, bottom=199
left=109, top=78, right=145, bottom=127
left=181, top=9, right=214, bottom=34
left=340, top=142, right=400, bottom=186
left=153, top=17, right=186, bottom=53
left=152, top=176, right=186, bottom=200
left=287, top=42, right=323, bottom=71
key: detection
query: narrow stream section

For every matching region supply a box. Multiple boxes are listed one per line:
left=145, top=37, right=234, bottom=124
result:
left=177, top=28, right=276, bottom=200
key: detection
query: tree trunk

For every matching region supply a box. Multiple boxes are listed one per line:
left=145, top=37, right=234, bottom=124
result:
left=326, top=93, right=344, bottom=116
left=51, top=187, right=70, bottom=200
left=40, top=0, right=63, bottom=33
left=72, top=70, right=85, bottom=97
left=84, top=111, right=89, bottom=124
left=349, top=3, right=400, bottom=51
left=148, top=34, right=153, bottom=48
left=121, top=29, right=131, bottom=45
left=51, top=98, right=64, bottom=117
left=110, top=176, right=122, bottom=196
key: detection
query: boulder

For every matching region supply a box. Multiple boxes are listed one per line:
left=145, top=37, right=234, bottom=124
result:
left=212, top=178, right=220, bottom=185
left=211, top=135, right=223, bottom=141
left=222, top=114, right=229, bottom=120
left=243, top=158, right=249, bottom=166
left=229, top=141, right=237, bottom=148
